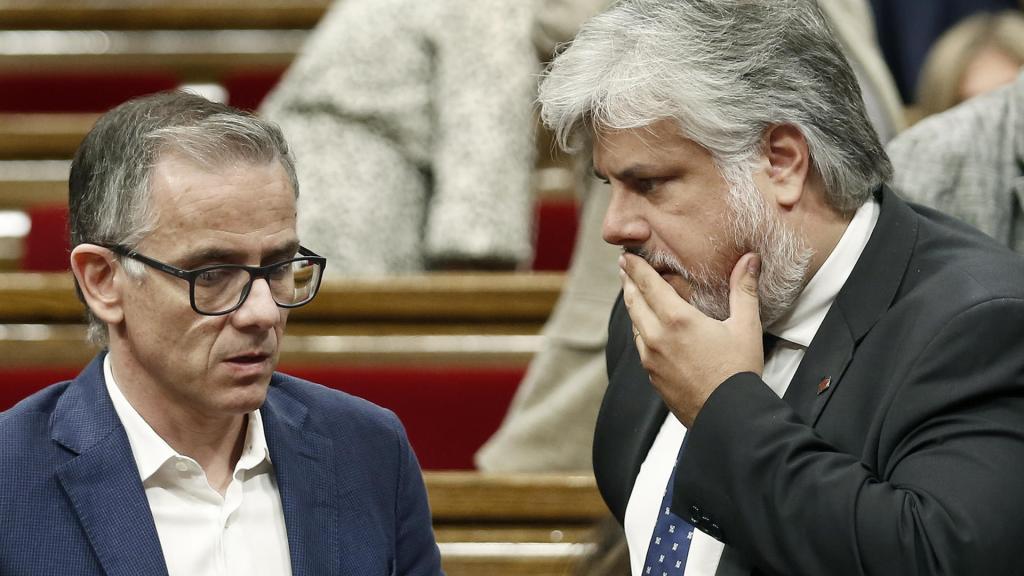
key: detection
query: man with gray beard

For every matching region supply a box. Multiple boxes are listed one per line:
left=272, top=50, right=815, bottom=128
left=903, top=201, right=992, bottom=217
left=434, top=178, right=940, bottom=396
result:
left=623, top=164, right=812, bottom=325
left=538, top=0, right=1024, bottom=574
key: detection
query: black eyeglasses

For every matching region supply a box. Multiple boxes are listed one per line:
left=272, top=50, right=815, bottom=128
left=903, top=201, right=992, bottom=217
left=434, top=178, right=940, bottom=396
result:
left=101, top=244, right=327, bottom=316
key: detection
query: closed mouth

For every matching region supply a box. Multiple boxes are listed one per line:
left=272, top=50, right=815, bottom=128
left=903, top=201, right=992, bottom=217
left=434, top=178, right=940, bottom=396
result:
left=226, top=352, right=270, bottom=364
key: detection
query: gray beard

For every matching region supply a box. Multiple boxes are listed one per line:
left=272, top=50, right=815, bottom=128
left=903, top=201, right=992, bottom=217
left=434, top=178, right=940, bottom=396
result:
left=626, top=176, right=812, bottom=325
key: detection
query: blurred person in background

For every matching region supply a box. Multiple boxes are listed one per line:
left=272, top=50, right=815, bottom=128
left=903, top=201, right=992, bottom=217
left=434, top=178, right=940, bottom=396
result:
left=913, top=10, right=1024, bottom=121
left=261, top=0, right=537, bottom=276
left=868, top=0, right=1019, bottom=102
left=889, top=71, right=1024, bottom=252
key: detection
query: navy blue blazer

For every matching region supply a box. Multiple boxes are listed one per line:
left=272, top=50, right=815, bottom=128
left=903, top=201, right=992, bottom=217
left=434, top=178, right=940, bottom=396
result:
left=0, top=354, right=443, bottom=576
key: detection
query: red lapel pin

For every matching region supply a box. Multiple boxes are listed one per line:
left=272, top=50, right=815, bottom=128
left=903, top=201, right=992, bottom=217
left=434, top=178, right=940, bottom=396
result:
left=817, top=376, right=832, bottom=395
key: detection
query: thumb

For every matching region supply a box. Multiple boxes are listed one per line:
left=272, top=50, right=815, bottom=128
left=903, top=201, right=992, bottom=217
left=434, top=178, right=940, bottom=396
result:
left=729, top=252, right=762, bottom=328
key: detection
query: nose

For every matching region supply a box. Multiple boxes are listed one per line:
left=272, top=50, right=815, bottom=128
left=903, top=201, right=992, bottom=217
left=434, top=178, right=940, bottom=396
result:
left=601, top=187, right=650, bottom=247
left=232, top=277, right=282, bottom=331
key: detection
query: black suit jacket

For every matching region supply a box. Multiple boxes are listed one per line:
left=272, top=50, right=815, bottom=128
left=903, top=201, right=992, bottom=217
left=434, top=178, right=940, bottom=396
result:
left=595, top=186, right=1024, bottom=575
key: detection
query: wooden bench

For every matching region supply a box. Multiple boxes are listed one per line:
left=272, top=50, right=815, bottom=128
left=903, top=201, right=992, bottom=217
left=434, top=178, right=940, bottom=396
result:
left=0, top=112, right=573, bottom=160
left=0, top=29, right=305, bottom=81
left=0, top=271, right=563, bottom=366
left=0, top=271, right=562, bottom=324
left=0, top=271, right=566, bottom=468
left=0, top=115, right=98, bottom=159
left=0, top=0, right=331, bottom=30
left=0, top=0, right=579, bottom=268
left=0, top=3, right=311, bottom=114
left=426, top=472, right=608, bottom=576
left=0, top=156, right=577, bottom=272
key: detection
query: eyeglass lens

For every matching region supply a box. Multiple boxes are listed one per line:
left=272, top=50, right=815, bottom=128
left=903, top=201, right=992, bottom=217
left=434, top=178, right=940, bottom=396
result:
left=193, top=258, right=322, bottom=314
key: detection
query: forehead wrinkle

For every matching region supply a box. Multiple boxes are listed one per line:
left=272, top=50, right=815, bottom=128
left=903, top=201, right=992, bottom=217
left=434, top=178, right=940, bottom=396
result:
left=143, top=158, right=297, bottom=260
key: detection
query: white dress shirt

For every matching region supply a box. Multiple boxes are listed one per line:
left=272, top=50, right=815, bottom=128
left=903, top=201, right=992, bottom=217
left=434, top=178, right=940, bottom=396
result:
left=104, top=355, right=293, bottom=576
left=624, top=198, right=880, bottom=576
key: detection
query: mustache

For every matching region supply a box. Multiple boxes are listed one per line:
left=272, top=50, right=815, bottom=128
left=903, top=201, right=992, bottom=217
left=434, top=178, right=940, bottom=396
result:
left=623, top=246, right=695, bottom=283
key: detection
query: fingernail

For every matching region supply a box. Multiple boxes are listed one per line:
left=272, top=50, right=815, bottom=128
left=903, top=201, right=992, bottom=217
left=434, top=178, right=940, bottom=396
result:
left=618, top=254, right=627, bottom=268
left=747, top=254, right=761, bottom=277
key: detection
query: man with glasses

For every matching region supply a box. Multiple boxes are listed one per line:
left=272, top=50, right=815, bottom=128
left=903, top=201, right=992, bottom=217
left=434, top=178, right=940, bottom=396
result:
left=0, top=91, right=443, bottom=575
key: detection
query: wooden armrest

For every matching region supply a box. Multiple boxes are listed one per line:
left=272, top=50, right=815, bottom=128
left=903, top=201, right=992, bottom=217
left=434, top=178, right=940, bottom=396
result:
left=0, top=1, right=331, bottom=30
left=0, top=272, right=563, bottom=323
left=425, top=472, right=606, bottom=523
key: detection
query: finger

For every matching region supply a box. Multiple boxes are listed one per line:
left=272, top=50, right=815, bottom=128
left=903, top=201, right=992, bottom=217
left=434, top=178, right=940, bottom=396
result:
left=630, top=322, right=648, bottom=362
left=728, top=252, right=762, bottom=330
left=620, top=265, right=658, bottom=341
left=620, top=252, right=695, bottom=324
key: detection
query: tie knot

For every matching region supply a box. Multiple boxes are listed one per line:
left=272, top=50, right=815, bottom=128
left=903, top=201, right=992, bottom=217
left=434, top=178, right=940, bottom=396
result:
left=763, top=332, right=781, bottom=357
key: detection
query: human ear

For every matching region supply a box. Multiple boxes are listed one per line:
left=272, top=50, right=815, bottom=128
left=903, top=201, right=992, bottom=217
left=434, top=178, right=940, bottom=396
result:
left=69, top=244, right=125, bottom=326
left=757, top=124, right=811, bottom=209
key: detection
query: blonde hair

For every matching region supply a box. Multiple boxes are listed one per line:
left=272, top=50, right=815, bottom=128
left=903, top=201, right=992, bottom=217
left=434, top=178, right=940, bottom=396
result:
left=916, top=11, right=1024, bottom=119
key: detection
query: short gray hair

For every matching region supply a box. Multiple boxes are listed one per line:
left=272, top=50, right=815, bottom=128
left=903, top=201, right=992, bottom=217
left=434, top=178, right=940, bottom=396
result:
left=538, top=0, right=892, bottom=213
left=69, top=90, right=299, bottom=345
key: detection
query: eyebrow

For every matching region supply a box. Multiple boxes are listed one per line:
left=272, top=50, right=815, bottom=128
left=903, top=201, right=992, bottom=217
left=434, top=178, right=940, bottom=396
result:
left=593, top=164, right=666, bottom=182
left=182, top=241, right=300, bottom=268
left=262, top=241, right=301, bottom=264
left=181, top=247, right=239, bottom=267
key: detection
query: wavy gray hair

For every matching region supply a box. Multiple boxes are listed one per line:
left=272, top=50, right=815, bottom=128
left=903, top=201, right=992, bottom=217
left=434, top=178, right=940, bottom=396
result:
left=538, top=0, right=892, bottom=213
left=69, top=90, right=299, bottom=345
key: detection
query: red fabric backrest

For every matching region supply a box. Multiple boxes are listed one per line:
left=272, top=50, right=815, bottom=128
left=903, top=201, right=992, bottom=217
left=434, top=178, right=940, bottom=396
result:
left=22, top=204, right=71, bottom=272
left=21, top=199, right=580, bottom=272
left=0, top=73, right=180, bottom=113
left=223, top=68, right=287, bottom=111
left=0, top=364, right=524, bottom=470
left=6, top=67, right=580, bottom=271
left=532, top=197, right=579, bottom=271
left=281, top=365, right=523, bottom=470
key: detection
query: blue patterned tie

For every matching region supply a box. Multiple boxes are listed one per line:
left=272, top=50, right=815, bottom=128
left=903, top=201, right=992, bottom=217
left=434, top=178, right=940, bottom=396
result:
left=642, top=441, right=695, bottom=575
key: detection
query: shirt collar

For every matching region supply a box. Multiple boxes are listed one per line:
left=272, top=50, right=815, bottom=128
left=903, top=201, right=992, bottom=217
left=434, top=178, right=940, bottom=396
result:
left=104, top=354, right=177, bottom=482
left=103, top=353, right=272, bottom=482
left=766, top=196, right=880, bottom=348
left=237, top=404, right=273, bottom=470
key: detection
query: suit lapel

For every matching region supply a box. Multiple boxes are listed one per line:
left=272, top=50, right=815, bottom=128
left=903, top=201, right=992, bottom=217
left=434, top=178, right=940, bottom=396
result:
left=262, top=382, right=342, bottom=576
left=782, top=309, right=855, bottom=425
left=786, top=186, right=918, bottom=426
left=716, top=187, right=919, bottom=576
left=52, top=355, right=169, bottom=576
left=594, top=296, right=668, bottom=524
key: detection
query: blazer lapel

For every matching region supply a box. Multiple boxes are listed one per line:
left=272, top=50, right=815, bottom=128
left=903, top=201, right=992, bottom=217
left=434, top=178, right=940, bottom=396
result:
left=594, top=296, right=668, bottom=524
left=782, top=309, right=855, bottom=425
left=790, top=186, right=921, bottom=424
left=717, top=188, right=919, bottom=576
left=785, top=186, right=918, bottom=426
left=262, top=382, right=342, bottom=576
left=52, top=355, right=169, bottom=576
